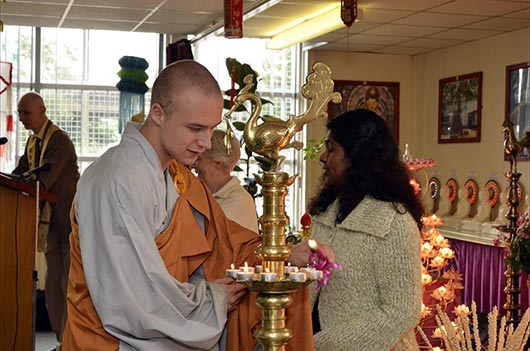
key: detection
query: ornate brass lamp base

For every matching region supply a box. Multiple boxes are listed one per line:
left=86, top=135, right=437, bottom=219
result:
left=254, top=293, right=293, bottom=350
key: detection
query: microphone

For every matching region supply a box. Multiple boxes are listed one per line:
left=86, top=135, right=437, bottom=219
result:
left=22, top=163, right=50, bottom=179
left=0, top=137, right=7, bottom=145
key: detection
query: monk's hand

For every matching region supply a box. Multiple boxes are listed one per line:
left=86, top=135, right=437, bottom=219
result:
left=214, top=278, right=248, bottom=312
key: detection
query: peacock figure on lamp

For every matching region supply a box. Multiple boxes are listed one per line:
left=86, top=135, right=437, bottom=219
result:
left=225, top=62, right=342, bottom=172
left=224, top=62, right=341, bottom=350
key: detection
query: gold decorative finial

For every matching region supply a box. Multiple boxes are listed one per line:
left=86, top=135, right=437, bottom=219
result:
left=502, top=119, right=530, bottom=172
left=224, top=62, right=342, bottom=172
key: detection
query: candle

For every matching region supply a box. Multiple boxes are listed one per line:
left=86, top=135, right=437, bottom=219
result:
left=289, top=271, right=306, bottom=282
left=260, top=268, right=277, bottom=282
left=308, top=239, right=328, bottom=271
left=306, top=269, right=323, bottom=280
left=236, top=270, right=254, bottom=281
left=239, top=262, right=255, bottom=274
left=300, top=266, right=316, bottom=274
left=225, top=263, right=240, bottom=279
left=255, top=265, right=264, bottom=273
left=284, top=262, right=297, bottom=274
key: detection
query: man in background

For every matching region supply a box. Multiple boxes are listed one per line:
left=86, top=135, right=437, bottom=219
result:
left=193, top=129, right=259, bottom=233
left=13, top=92, right=79, bottom=349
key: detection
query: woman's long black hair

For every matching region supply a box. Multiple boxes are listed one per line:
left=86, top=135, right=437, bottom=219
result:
left=308, top=109, right=424, bottom=229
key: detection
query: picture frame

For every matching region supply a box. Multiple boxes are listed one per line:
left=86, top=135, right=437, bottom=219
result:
left=505, top=62, right=530, bottom=161
left=329, top=80, right=400, bottom=142
left=438, top=72, right=483, bottom=143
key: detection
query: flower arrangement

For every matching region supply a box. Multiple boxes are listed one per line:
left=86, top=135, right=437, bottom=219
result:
left=418, top=214, right=464, bottom=348
left=494, top=211, right=530, bottom=274
left=417, top=301, right=530, bottom=350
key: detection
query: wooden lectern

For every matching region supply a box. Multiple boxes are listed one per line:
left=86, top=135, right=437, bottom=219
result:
left=0, top=172, right=56, bottom=351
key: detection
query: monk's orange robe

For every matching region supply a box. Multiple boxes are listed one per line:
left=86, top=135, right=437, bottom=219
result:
left=63, top=161, right=313, bottom=351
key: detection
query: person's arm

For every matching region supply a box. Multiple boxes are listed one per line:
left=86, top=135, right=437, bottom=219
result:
left=313, top=215, right=422, bottom=351
left=77, top=164, right=228, bottom=350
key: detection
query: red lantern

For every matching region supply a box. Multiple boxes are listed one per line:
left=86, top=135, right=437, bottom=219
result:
left=224, top=0, right=243, bottom=39
left=341, top=0, right=357, bottom=28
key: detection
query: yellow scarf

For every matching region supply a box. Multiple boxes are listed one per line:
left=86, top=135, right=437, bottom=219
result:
left=27, top=120, right=60, bottom=252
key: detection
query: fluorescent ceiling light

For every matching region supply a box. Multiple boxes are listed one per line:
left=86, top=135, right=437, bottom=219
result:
left=266, top=5, right=344, bottom=50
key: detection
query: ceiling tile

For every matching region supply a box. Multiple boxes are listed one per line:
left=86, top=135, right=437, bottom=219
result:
left=360, top=8, right=416, bottom=23
left=61, top=18, right=138, bottom=31
left=401, top=37, right=465, bottom=49
left=502, top=8, right=530, bottom=20
left=3, top=14, right=61, bottom=28
left=73, top=0, right=161, bottom=7
left=431, top=0, right=529, bottom=16
left=3, top=2, right=66, bottom=17
left=7, top=0, right=69, bottom=4
left=374, top=45, right=432, bottom=55
left=429, top=27, right=502, bottom=41
left=69, top=6, right=149, bottom=22
left=394, top=12, right=488, bottom=27
left=337, top=33, right=415, bottom=46
left=362, top=24, right=447, bottom=37
left=1, top=0, right=529, bottom=56
left=360, top=0, right=450, bottom=11
left=463, top=16, right=530, bottom=30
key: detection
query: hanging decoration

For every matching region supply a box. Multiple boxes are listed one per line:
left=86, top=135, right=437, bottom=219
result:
left=0, top=61, right=13, bottom=172
left=224, top=0, right=243, bottom=38
left=341, top=0, right=357, bottom=27
left=116, top=56, right=149, bottom=133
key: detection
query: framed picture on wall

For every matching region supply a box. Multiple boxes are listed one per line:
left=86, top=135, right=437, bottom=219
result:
left=438, top=72, right=483, bottom=143
left=505, top=62, right=530, bottom=161
left=329, top=80, right=400, bottom=142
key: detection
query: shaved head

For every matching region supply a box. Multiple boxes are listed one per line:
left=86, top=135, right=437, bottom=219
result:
left=150, top=60, right=222, bottom=116
left=17, top=91, right=48, bottom=133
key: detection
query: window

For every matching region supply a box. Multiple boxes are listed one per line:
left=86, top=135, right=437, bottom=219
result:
left=0, top=27, right=305, bottom=226
left=0, top=26, right=158, bottom=172
left=195, top=37, right=304, bottom=228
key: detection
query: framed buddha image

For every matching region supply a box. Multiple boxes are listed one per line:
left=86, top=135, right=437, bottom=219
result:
left=329, top=80, right=400, bottom=142
left=438, top=72, right=483, bottom=143
left=505, top=62, right=530, bottom=161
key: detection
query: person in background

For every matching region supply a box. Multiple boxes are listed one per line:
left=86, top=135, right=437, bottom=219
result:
left=306, top=109, right=423, bottom=351
left=193, top=129, right=259, bottom=233
left=13, top=92, right=80, bottom=349
left=63, top=60, right=313, bottom=351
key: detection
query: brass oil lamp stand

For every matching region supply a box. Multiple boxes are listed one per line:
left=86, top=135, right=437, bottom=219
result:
left=498, top=120, right=528, bottom=324
left=500, top=170, right=522, bottom=324
left=225, top=62, right=342, bottom=349
left=252, top=172, right=300, bottom=349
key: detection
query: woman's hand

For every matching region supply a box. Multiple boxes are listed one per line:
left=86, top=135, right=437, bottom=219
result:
left=288, top=239, right=335, bottom=267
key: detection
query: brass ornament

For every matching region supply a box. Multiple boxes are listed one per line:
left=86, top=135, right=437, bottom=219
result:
left=227, top=62, right=341, bottom=350
left=225, top=62, right=342, bottom=172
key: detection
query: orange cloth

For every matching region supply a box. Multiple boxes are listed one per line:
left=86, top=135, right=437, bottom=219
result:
left=63, top=161, right=313, bottom=351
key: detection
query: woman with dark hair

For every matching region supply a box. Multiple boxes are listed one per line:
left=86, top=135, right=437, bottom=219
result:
left=308, top=109, right=423, bottom=351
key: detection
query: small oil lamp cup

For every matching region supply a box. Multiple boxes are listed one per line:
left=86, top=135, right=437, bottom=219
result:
left=300, top=267, right=315, bottom=274
left=306, top=270, right=323, bottom=280
left=284, top=264, right=297, bottom=274
left=239, top=266, right=255, bottom=274
left=289, top=272, right=306, bottom=282
left=237, top=271, right=254, bottom=281
left=260, top=271, right=278, bottom=282
left=226, top=264, right=240, bottom=279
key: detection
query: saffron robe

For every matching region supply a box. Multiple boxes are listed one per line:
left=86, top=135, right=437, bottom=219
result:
left=63, top=123, right=312, bottom=350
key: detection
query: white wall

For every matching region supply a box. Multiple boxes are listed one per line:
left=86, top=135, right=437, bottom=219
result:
left=306, top=28, right=529, bottom=216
